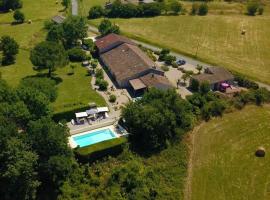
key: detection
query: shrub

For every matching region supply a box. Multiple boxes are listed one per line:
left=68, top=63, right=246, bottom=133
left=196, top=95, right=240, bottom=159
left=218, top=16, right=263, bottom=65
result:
left=75, top=137, right=127, bottom=162
left=91, top=59, right=98, bottom=69
left=98, top=19, right=120, bottom=36
left=88, top=5, right=105, bottom=19
left=164, top=54, right=176, bottom=65
left=13, top=10, right=25, bottom=23
left=170, top=0, right=182, bottom=15
left=67, top=48, right=87, bottom=62
left=199, top=81, right=210, bottom=94
left=82, top=38, right=94, bottom=51
left=258, top=6, right=264, bottom=15
left=161, top=65, right=169, bottom=71
left=95, top=68, right=104, bottom=79
left=98, top=80, right=109, bottom=91
left=109, top=94, right=117, bottom=103
left=198, top=3, right=208, bottom=16
left=190, top=79, right=199, bottom=92
left=234, top=74, right=259, bottom=89
left=246, top=1, right=259, bottom=16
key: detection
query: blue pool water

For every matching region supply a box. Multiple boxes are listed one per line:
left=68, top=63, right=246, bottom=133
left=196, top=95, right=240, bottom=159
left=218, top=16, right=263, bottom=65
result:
left=73, top=128, right=117, bottom=147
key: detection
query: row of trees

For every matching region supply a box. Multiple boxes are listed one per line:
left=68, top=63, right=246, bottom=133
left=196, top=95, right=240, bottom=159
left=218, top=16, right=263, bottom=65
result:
left=89, top=0, right=183, bottom=19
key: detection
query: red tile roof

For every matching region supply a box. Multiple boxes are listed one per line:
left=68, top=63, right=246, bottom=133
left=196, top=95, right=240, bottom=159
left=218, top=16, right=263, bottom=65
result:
left=95, top=33, right=135, bottom=54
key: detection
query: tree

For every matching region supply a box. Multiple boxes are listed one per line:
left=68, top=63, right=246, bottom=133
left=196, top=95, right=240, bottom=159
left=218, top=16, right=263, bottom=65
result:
left=199, top=81, right=210, bottom=94
left=0, top=0, right=22, bottom=11
left=46, top=24, right=64, bottom=42
left=19, top=77, right=57, bottom=102
left=88, top=5, right=105, bottom=19
left=98, top=19, right=120, bottom=36
left=170, top=1, right=182, bottom=15
left=17, top=87, right=51, bottom=119
left=181, top=73, right=190, bottom=84
left=82, top=38, right=94, bottom=51
left=30, top=41, right=68, bottom=77
left=189, top=78, right=199, bottom=92
left=258, top=6, right=264, bottom=15
left=13, top=9, right=25, bottom=23
left=62, top=16, right=88, bottom=47
left=246, top=1, right=259, bottom=16
left=0, top=35, right=19, bottom=65
left=62, top=0, right=70, bottom=9
left=0, top=119, right=40, bottom=200
left=198, top=3, right=208, bottom=16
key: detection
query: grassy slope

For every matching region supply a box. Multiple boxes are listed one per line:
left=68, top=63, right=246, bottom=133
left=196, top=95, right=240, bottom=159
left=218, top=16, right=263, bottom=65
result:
left=190, top=105, right=270, bottom=200
left=0, top=0, right=105, bottom=114
left=85, top=1, right=270, bottom=84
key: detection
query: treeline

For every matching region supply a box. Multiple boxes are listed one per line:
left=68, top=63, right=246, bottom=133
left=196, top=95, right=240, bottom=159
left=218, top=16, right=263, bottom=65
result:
left=89, top=0, right=184, bottom=19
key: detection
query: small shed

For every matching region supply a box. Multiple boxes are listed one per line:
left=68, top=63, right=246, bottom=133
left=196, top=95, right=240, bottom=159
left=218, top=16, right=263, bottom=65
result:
left=51, top=15, right=66, bottom=24
left=97, top=107, right=109, bottom=113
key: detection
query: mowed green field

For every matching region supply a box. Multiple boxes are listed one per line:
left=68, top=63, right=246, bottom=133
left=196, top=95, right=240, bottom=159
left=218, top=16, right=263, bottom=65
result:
left=189, top=105, right=270, bottom=200
left=86, top=1, right=270, bottom=84
left=0, top=0, right=105, bottom=114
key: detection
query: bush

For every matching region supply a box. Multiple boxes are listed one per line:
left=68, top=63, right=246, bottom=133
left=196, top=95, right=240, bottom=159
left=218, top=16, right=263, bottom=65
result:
left=98, top=19, right=120, bottom=36
left=109, top=94, right=117, bottom=103
left=164, top=55, right=176, bottom=65
left=246, top=1, right=259, bottom=16
left=13, top=10, right=25, bottom=23
left=258, top=6, right=264, bottom=15
left=198, top=3, right=208, bottom=16
left=67, top=48, right=87, bottom=62
left=161, top=65, right=169, bottom=71
left=190, top=79, right=199, bottom=92
left=88, top=5, right=105, bottom=19
left=82, top=38, right=94, bottom=51
left=95, top=68, right=104, bottom=79
left=98, top=80, right=109, bottom=91
left=75, top=137, right=127, bottom=162
left=234, top=74, right=259, bottom=89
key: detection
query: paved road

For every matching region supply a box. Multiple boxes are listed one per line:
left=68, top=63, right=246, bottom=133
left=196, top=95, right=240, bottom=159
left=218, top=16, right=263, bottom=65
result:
left=71, top=0, right=78, bottom=16
left=88, top=26, right=270, bottom=91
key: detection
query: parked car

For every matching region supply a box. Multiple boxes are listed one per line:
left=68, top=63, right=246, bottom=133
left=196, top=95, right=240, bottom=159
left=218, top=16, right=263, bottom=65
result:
left=176, top=59, right=186, bottom=66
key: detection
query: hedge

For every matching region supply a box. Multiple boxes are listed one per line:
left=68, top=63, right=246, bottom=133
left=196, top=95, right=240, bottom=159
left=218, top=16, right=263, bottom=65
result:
left=75, top=137, right=127, bottom=162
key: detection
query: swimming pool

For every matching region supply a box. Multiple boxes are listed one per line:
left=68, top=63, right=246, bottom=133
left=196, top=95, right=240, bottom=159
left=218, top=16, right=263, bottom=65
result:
left=72, top=128, right=117, bottom=147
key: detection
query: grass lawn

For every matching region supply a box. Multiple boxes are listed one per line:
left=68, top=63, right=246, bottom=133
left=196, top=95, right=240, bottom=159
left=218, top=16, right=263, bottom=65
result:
left=189, top=105, right=270, bottom=200
left=88, top=1, right=270, bottom=84
left=0, top=0, right=105, bottom=115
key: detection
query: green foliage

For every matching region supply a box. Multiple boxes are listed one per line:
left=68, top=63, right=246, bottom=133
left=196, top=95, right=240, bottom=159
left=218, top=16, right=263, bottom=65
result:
left=91, top=59, right=98, bottom=68
left=198, top=3, right=208, bottom=16
left=98, top=79, right=109, bottom=91
left=95, top=68, right=104, bottom=79
left=246, top=1, right=259, bottom=16
left=82, top=38, right=94, bottom=51
left=13, top=9, right=25, bottom=23
left=258, top=6, right=264, bottom=15
left=88, top=5, right=105, bottom=19
left=30, top=41, right=68, bottom=76
left=98, top=19, right=120, bottom=36
left=75, top=137, right=127, bottom=162
left=234, top=74, right=259, bottom=89
left=170, top=0, right=182, bottom=15
left=62, top=16, right=88, bottom=47
left=0, top=35, right=19, bottom=65
left=199, top=81, right=211, bottom=94
left=161, top=65, right=169, bottom=71
left=67, top=47, right=87, bottom=62
left=0, top=0, right=22, bottom=11
left=122, top=89, right=194, bottom=153
left=109, top=94, right=117, bottom=103
left=62, top=0, right=70, bottom=9
left=19, top=77, right=57, bottom=102
left=164, top=54, right=176, bottom=65
left=190, top=78, right=200, bottom=92
left=46, top=24, right=64, bottom=42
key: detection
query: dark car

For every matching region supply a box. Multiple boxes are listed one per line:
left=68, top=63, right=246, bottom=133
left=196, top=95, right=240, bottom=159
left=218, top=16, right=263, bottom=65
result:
left=176, top=59, right=186, bottom=66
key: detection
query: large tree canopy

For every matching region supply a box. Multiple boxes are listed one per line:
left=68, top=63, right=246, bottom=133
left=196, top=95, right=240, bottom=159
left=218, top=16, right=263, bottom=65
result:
left=122, top=89, right=194, bottom=153
left=30, top=41, right=68, bottom=76
left=62, top=16, right=88, bottom=47
left=0, top=0, right=22, bottom=11
left=0, top=35, right=19, bottom=65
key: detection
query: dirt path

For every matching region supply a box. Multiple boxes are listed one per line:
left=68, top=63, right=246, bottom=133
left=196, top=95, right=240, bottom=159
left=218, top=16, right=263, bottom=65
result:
left=184, top=123, right=203, bottom=200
